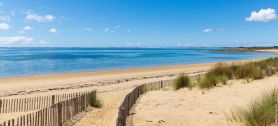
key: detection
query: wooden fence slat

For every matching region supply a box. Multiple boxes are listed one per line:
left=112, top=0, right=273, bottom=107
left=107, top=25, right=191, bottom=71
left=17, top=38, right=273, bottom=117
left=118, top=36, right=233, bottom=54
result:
left=0, top=99, right=2, bottom=114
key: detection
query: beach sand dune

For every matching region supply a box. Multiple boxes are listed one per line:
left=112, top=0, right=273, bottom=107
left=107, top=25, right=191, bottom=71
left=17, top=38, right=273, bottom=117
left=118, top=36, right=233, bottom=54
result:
left=127, top=75, right=278, bottom=126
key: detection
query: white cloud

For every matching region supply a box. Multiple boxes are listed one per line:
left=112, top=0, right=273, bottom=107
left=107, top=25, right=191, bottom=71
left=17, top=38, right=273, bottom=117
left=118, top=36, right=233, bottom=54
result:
left=49, top=28, right=58, bottom=33
left=18, top=26, right=33, bottom=34
left=104, top=28, right=110, bottom=32
left=0, top=36, right=47, bottom=45
left=84, top=27, right=92, bottom=32
left=0, top=16, right=10, bottom=21
left=203, top=28, right=213, bottom=33
left=0, top=22, right=10, bottom=30
left=23, top=26, right=32, bottom=31
left=246, top=8, right=277, bottom=22
left=25, top=13, right=55, bottom=23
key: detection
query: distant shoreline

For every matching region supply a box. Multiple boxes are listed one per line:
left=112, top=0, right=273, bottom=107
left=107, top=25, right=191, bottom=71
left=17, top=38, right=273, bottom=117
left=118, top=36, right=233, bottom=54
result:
left=214, top=46, right=278, bottom=53
left=0, top=57, right=270, bottom=79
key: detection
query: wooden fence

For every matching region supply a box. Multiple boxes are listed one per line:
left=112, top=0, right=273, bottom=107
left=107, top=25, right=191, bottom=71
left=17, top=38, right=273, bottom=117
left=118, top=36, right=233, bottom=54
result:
left=0, top=91, right=95, bottom=126
left=116, top=79, right=173, bottom=126
left=116, top=74, right=203, bottom=126
left=0, top=92, right=87, bottom=114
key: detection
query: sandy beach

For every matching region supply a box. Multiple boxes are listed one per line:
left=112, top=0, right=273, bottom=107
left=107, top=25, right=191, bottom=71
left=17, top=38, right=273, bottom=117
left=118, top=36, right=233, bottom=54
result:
left=0, top=61, right=213, bottom=125
left=0, top=62, right=213, bottom=97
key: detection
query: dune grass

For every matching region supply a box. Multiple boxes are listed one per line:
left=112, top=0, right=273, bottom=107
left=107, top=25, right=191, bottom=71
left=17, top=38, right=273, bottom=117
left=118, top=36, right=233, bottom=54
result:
left=198, top=57, right=278, bottom=89
left=228, top=88, right=278, bottom=126
left=89, top=90, right=102, bottom=108
left=173, top=74, right=191, bottom=90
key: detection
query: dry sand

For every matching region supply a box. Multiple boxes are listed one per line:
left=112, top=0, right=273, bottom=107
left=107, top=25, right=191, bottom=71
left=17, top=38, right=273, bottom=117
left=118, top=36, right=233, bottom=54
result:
left=127, top=75, right=278, bottom=126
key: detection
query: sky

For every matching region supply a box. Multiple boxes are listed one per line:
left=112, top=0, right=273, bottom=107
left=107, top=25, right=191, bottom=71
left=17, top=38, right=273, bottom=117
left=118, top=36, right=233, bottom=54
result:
left=0, top=0, right=277, bottom=47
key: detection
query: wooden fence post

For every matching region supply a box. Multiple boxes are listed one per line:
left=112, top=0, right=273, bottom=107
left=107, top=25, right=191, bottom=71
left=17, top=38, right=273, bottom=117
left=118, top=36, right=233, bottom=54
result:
left=0, top=99, right=2, bottom=114
left=57, top=103, right=62, bottom=126
left=52, top=95, right=55, bottom=106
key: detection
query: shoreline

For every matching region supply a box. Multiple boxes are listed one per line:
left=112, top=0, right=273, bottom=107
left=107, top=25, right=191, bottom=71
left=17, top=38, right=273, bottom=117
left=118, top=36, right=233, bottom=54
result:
left=0, top=56, right=271, bottom=80
left=0, top=61, right=214, bottom=97
left=0, top=58, right=269, bottom=98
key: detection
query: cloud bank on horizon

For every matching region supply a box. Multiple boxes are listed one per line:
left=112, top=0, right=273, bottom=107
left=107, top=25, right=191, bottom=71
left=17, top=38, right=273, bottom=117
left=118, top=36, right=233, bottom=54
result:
left=0, top=0, right=277, bottom=47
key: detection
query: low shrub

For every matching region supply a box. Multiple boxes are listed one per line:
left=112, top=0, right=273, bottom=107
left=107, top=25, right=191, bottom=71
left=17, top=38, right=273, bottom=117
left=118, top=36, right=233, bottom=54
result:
left=173, top=74, right=191, bottom=90
left=89, top=90, right=102, bottom=108
left=229, top=88, right=278, bottom=126
left=198, top=73, right=217, bottom=89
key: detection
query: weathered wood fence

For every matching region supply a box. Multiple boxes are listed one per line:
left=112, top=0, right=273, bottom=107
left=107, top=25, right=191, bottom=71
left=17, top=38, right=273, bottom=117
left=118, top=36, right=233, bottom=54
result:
left=116, top=74, right=203, bottom=126
left=116, top=79, right=173, bottom=126
left=0, top=92, right=86, bottom=113
left=0, top=91, right=96, bottom=126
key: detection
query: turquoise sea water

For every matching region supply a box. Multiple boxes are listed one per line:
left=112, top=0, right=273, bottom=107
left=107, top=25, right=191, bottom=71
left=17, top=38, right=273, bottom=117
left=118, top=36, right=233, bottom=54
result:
left=0, top=47, right=277, bottom=78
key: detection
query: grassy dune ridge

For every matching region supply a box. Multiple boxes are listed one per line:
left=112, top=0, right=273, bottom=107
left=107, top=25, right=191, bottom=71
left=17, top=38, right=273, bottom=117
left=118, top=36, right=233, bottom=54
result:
left=198, top=57, right=278, bottom=89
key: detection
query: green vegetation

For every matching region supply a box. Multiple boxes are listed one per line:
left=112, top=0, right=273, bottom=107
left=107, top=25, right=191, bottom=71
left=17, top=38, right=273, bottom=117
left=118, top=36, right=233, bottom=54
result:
left=228, top=88, right=278, bottom=126
left=198, top=73, right=217, bottom=89
left=218, top=75, right=228, bottom=85
left=173, top=74, right=191, bottom=90
left=89, top=90, right=102, bottom=108
left=198, top=57, right=278, bottom=89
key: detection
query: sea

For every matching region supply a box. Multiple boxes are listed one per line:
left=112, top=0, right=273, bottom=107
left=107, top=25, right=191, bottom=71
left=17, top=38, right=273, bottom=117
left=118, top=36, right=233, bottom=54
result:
left=0, top=47, right=277, bottom=78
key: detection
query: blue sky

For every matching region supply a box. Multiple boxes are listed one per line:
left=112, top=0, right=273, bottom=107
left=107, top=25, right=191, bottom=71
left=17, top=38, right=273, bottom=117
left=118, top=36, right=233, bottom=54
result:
left=0, top=0, right=277, bottom=47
